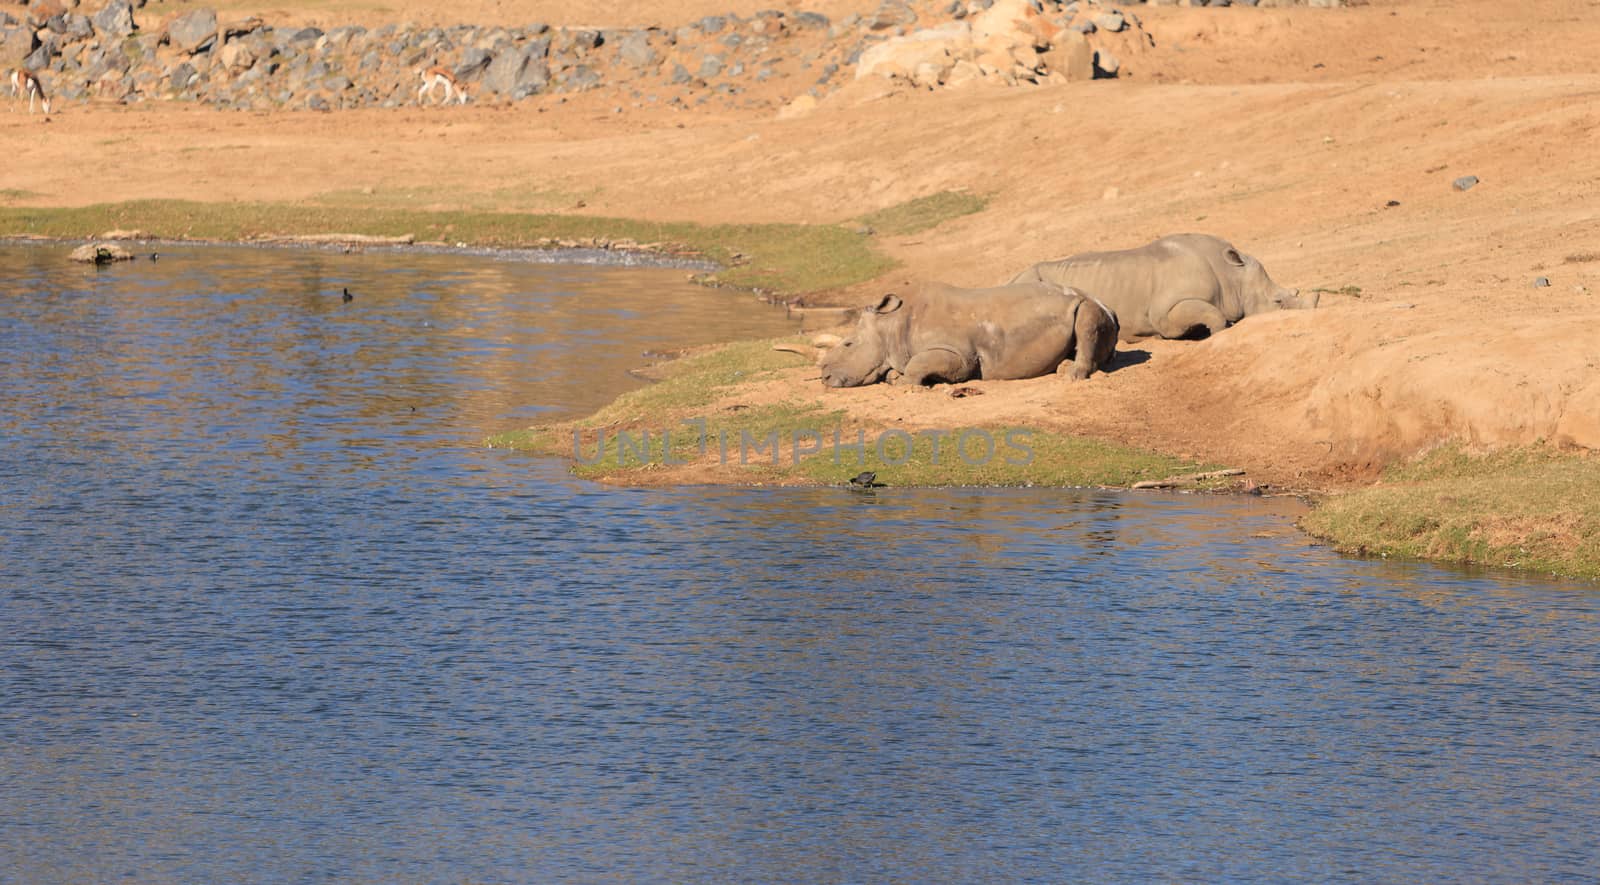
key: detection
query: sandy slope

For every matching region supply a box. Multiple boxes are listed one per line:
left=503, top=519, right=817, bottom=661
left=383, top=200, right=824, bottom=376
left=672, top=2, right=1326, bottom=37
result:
left=5, top=0, right=1598, bottom=489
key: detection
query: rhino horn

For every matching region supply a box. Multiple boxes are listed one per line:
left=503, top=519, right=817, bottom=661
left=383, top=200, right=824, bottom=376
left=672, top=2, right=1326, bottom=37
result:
left=773, top=340, right=836, bottom=364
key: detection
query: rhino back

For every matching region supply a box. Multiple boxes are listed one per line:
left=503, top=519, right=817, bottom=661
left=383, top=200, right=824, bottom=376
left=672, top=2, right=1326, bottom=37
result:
left=1024, top=242, right=1215, bottom=340
left=911, top=282, right=1083, bottom=378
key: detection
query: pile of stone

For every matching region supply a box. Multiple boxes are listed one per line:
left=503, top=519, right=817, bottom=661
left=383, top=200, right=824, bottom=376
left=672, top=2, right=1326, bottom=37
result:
left=0, top=0, right=1343, bottom=113
left=855, top=0, right=1155, bottom=90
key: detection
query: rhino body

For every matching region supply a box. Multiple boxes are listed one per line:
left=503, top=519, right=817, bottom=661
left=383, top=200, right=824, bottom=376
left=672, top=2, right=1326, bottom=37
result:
left=819, top=281, right=1118, bottom=388
left=1011, top=234, right=1315, bottom=342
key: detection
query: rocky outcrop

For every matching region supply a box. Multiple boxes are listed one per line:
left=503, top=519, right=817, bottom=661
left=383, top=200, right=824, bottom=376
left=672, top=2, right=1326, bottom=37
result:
left=13, top=0, right=1346, bottom=113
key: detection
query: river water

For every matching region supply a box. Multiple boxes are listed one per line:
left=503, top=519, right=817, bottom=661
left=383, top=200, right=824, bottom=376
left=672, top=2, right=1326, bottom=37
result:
left=2, top=245, right=1596, bottom=882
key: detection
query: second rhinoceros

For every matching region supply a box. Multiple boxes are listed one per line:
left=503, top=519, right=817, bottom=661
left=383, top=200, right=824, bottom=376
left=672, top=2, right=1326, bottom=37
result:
left=818, top=281, right=1118, bottom=388
left=1010, top=234, right=1317, bottom=341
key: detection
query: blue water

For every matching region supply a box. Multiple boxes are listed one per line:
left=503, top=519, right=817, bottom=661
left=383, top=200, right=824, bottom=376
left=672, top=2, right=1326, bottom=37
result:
left=2, top=245, right=1597, bottom=883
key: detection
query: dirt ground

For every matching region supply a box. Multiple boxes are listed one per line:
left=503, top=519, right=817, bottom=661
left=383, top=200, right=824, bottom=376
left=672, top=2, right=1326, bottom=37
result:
left=6, top=0, right=1599, bottom=490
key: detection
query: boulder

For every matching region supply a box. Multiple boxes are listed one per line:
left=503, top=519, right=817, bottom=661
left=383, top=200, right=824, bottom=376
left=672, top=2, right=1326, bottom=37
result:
left=616, top=29, right=656, bottom=68
left=217, top=40, right=255, bottom=71
left=69, top=243, right=136, bottom=264
left=0, top=26, right=37, bottom=66
left=1094, top=48, right=1120, bottom=77
left=61, top=12, right=94, bottom=41
left=1040, top=29, right=1093, bottom=81
left=28, top=0, right=67, bottom=28
left=482, top=38, right=549, bottom=96
left=455, top=47, right=492, bottom=78
left=1094, top=11, right=1126, bottom=33
left=23, top=33, right=56, bottom=70
left=91, top=0, right=136, bottom=38
left=870, top=0, right=917, bottom=31
left=855, top=21, right=971, bottom=81
left=167, top=7, right=217, bottom=54
left=168, top=60, right=195, bottom=90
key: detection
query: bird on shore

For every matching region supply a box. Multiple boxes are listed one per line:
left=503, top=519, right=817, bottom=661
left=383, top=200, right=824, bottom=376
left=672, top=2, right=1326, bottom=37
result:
left=341, top=287, right=353, bottom=303
left=848, top=471, right=883, bottom=489
left=148, top=252, right=159, bottom=262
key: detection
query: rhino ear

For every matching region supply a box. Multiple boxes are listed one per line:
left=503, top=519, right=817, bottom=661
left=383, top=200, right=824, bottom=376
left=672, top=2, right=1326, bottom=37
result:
left=872, top=293, right=904, bottom=314
left=1223, top=248, right=1246, bottom=267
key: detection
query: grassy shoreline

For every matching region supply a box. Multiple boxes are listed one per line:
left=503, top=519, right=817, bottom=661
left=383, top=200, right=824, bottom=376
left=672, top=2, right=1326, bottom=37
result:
left=10, top=198, right=1597, bottom=581
left=488, top=338, right=1244, bottom=491
left=0, top=191, right=985, bottom=296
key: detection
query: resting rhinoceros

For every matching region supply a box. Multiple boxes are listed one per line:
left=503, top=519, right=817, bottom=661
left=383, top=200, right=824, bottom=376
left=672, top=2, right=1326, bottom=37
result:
left=1010, top=234, right=1316, bottom=342
left=818, top=281, right=1118, bottom=388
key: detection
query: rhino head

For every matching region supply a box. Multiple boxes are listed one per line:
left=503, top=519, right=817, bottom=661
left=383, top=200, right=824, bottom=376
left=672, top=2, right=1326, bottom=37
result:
left=1217, top=243, right=1318, bottom=314
left=819, top=293, right=907, bottom=388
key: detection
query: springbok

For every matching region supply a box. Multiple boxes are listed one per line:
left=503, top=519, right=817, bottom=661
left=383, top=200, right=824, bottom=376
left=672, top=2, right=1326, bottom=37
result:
left=417, top=66, right=468, bottom=105
left=10, top=68, right=51, bottom=115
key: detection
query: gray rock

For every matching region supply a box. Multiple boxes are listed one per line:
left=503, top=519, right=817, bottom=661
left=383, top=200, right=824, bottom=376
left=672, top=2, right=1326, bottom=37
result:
left=698, top=54, right=723, bottom=78
left=1071, top=20, right=1096, bottom=34
left=720, top=32, right=743, bottom=48
left=1533, top=277, right=1551, bottom=288
left=168, top=7, right=217, bottom=54
left=307, top=93, right=329, bottom=111
left=289, top=27, right=322, bottom=45
left=617, top=30, right=656, bottom=68
left=1452, top=175, right=1480, bottom=191
left=168, top=61, right=196, bottom=90
left=870, top=1, right=917, bottom=30
left=85, top=45, right=129, bottom=79
left=62, top=13, right=93, bottom=41
left=698, top=16, right=727, bottom=34
left=792, top=12, right=830, bottom=30
left=561, top=64, right=600, bottom=91
left=0, top=26, right=37, bottom=67
left=456, top=47, right=492, bottom=77
left=91, top=1, right=135, bottom=38
left=1094, top=11, right=1125, bottom=32
left=481, top=38, right=548, bottom=96
left=23, top=34, right=56, bottom=71
left=1094, top=48, right=1120, bottom=77
left=670, top=62, right=691, bottom=84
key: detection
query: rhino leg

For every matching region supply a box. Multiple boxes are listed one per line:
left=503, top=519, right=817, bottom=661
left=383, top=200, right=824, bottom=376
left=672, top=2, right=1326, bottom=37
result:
left=902, top=349, right=971, bottom=386
left=1154, top=299, right=1229, bottom=340
left=1058, top=299, right=1115, bottom=380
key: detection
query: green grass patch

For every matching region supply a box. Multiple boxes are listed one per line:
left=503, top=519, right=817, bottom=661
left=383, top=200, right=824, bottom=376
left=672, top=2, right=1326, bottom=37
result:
left=855, top=190, right=988, bottom=237
left=0, top=199, right=896, bottom=295
left=1302, top=444, right=1600, bottom=580
left=491, top=337, right=1211, bottom=489
left=795, top=427, right=1203, bottom=488
left=573, top=339, right=805, bottom=428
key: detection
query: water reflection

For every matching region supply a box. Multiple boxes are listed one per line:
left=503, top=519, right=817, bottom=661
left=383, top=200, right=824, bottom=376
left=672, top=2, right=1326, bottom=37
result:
left=2, top=246, right=1598, bottom=882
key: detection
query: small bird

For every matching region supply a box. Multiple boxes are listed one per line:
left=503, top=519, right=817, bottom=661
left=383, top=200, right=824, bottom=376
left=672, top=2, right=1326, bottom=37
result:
left=848, top=471, right=883, bottom=489
left=341, top=287, right=353, bottom=303
left=148, top=252, right=159, bottom=262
